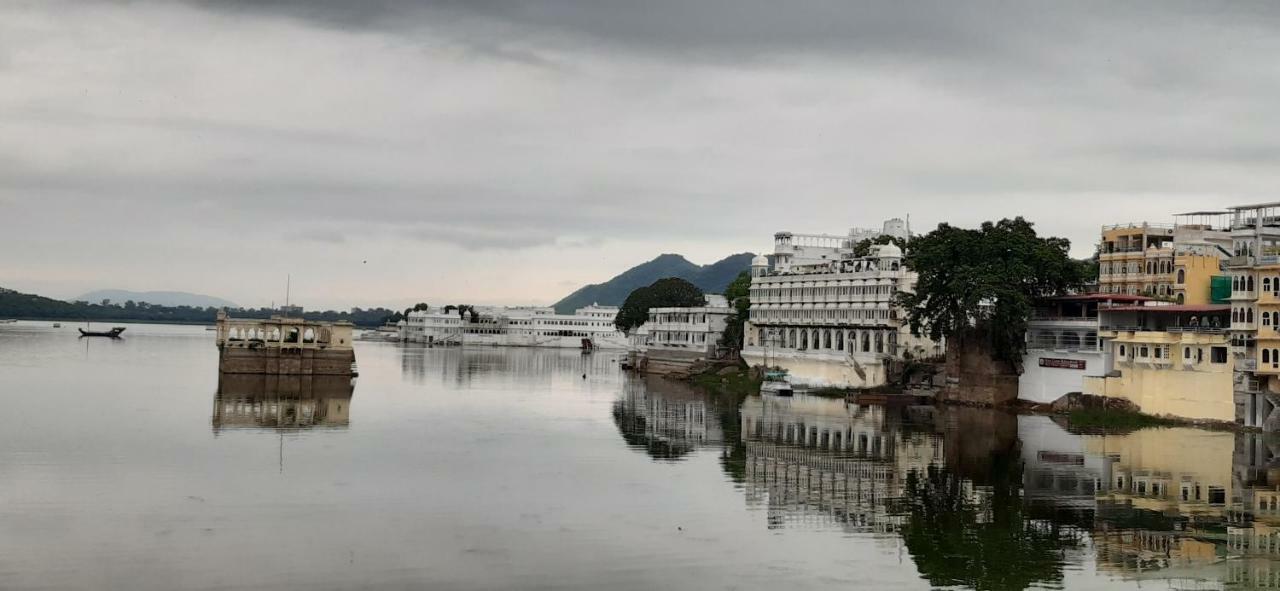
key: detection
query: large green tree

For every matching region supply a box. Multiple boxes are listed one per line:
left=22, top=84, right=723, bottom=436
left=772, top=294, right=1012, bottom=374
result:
left=614, top=277, right=706, bottom=333
left=897, top=218, right=1084, bottom=368
left=718, top=270, right=752, bottom=350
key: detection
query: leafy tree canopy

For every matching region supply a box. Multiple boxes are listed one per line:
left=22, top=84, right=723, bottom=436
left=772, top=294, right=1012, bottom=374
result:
left=719, top=270, right=753, bottom=350
left=896, top=217, right=1084, bottom=367
left=614, top=277, right=705, bottom=333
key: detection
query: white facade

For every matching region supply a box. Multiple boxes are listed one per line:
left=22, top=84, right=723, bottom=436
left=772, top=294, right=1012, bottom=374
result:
left=400, top=304, right=628, bottom=349
left=645, top=297, right=734, bottom=357
left=741, top=224, right=938, bottom=389
left=1018, top=295, right=1138, bottom=405
left=770, top=218, right=910, bottom=274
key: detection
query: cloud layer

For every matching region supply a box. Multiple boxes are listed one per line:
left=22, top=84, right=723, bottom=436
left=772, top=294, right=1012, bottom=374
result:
left=2, top=1, right=1277, bottom=307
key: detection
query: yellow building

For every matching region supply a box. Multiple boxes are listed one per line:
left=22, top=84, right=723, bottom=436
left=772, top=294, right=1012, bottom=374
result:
left=1173, top=252, right=1223, bottom=305
left=1084, top=304, right=1234, bottom=422
left=1099, top=223, right=1176, bottom=297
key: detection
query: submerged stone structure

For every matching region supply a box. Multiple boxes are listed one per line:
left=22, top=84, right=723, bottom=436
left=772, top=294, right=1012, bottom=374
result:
left=215, top=310, right=356, bottom=376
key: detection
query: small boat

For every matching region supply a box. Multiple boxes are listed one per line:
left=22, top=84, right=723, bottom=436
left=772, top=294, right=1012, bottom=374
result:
left=52, top=323, right=61, bottom=328
left=205, top=326, right=217, bottom=331
left=760, top=370, right=793, bottom=397
left=79, top=327, right=126, bottom=338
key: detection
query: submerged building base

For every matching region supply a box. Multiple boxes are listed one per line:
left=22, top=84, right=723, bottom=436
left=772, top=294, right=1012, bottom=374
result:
left=218, top=347, right=355, bottom=376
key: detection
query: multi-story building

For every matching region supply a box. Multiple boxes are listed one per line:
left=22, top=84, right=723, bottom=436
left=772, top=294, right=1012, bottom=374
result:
left=1226, top=202, right=1280, bottom=430
left=742, top=223, right=939, bottom=389
left=400, top=304, right=628, bottom=349
left=1099, top=215, right=1231, bottom=301
left=770, top=218, right=910, bottom=273
left=1084, top=303, right=1234, bottom=423
left=640, top=294, right=735, bottom=373
left=1019, top=294, right=1150, bottom=405
left=1099, top=222, right=1176, bottom=297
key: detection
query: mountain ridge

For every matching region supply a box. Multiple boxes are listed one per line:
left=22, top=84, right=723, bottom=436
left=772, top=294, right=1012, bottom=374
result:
left=75, top=289, right=239, bottom=309
left=553, top=253, right=755, bottom=314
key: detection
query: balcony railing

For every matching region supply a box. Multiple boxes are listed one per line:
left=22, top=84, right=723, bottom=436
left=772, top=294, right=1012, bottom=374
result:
left=1229, top=255, right=1255, bottom=267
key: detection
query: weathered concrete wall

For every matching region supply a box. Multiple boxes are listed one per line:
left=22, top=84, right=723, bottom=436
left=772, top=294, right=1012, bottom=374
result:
left=741, top=348, right=886, bottom=389
left=941, top=332, right=1019, bottom=406
left=642, top=349, right=709, bottom=375
left=1018, top=350, right=1102, bottom=404
left=218, top=347, right=355, bottom=376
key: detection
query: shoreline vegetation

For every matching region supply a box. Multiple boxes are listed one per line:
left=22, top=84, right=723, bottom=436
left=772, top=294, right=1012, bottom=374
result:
left=0, top=286, right=399, bottom=328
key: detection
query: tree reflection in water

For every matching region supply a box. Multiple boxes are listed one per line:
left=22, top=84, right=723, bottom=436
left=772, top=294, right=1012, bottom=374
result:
left=900, top=454, right=1080, bottom=591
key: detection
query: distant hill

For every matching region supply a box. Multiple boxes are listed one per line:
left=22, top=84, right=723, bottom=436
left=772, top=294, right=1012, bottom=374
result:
left=75, top=289, right=239, bottom=309
left=553, top=253, right=755, bottom=314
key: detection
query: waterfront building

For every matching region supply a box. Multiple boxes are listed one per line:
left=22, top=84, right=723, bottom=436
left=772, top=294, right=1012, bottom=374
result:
left=640, top=294, right=733, bottom=373
left=400, top=304, right=628, bottom=349
left=1019, top=294, right=1150, bottom=405
left=1225, top=202, right=1280, bottom=430
left=215, top=311, right=356, bottom=376
left=1099, top=214, right=1231, bottom=302
left=1083, top=303, right=1234, bottom=423
left=742, top=221, right=939, bottom=389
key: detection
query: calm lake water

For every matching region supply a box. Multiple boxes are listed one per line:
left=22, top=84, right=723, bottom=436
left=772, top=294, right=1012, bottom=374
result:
left=3, top=321, right=1280, bottom=590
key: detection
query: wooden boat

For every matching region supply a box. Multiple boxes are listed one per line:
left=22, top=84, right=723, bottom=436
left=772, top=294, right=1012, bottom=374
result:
left=79, top=327, right=126, bottom=338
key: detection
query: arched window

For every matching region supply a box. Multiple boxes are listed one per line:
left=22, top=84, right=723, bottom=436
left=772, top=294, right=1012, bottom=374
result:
left=862, top=332, right=871, bottom=352
left=800, top=331, right=809, bottom=350
left=823, top=329, right=832, bottom=350
left=1264, top=349, right=1270, bottom=364
left=1119, top=344, right=1127, bottom=357
left=1267, top=277, right=1273, bottom=293
left=875, top=331, right=884, bottom=353
left=1249, top=308, right=1255, bottom=323
left=1177, top=269, right=1186, bottom=284
left=1176, top=293, right=1184, bottom=304
left=1249, top=276, right=1256, bottom=292
left=835, top=330, right=844, bottom=351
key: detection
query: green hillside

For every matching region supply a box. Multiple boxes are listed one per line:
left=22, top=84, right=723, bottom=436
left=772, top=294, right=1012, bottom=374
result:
left=553, top=253, right=755, bottom=313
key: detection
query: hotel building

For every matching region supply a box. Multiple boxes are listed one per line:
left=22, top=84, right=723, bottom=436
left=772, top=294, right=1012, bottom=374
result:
left=741, top=219, right=940, bottom=389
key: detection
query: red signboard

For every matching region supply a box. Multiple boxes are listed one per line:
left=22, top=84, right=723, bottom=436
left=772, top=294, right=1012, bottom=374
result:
left=1039, top=358, right=1086, bottom=370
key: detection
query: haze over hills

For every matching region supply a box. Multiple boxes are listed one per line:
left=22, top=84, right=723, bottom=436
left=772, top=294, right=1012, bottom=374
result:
left=75, top=289, right=239, bottom=309
left=552, top=253, right=755, bottom=314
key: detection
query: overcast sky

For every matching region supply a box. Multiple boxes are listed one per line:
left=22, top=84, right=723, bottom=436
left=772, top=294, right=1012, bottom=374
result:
left=4, top=1, right=1279, bottom=310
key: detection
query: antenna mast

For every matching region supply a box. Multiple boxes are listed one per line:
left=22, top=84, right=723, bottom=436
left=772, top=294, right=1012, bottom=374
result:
left=284, top=274, right=291, bottom=318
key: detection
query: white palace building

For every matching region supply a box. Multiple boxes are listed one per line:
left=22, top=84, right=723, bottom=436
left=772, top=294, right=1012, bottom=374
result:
left=400, top=304, right=629, bottom=350
left=741, top=219, right=940, bottom=389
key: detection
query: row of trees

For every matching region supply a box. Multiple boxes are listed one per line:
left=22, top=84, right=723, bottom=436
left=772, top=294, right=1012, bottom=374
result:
left=0, top=287, right=404, bottom=327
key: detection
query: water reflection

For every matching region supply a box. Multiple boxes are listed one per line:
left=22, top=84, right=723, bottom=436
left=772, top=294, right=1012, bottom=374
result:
left=612, top=376, right=727, bottom=461
left=212, top=373, right=354, bottom=432
left=400, top=345, right=619, bottom=387
left=614, top=383, right=1280, bottom=589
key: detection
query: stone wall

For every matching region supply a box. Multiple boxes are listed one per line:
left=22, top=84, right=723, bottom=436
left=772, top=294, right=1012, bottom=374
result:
left=218, top=347, right=356, bottom=376
left=940, top=331, right=1019, bottom=406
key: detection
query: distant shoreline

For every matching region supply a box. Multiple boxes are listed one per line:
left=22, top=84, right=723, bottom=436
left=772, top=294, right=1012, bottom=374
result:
left=0, top=315, right=382, bottom=328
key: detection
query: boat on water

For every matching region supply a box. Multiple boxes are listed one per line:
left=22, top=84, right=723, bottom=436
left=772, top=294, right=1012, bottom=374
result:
left=760, top=370, right=794, bottom=397
left=52, top=323, right=61, bottom=328
left=79, top=327, right=126, bottom=338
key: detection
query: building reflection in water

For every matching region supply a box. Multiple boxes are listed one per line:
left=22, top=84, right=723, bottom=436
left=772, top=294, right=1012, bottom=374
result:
left=614, top=383, right=1280, bottom=589
left=401, top=346, right=619, bottom=389
left=612, top=375, right=728, bottom=462
left=212, top=373, right=355, bottom=433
